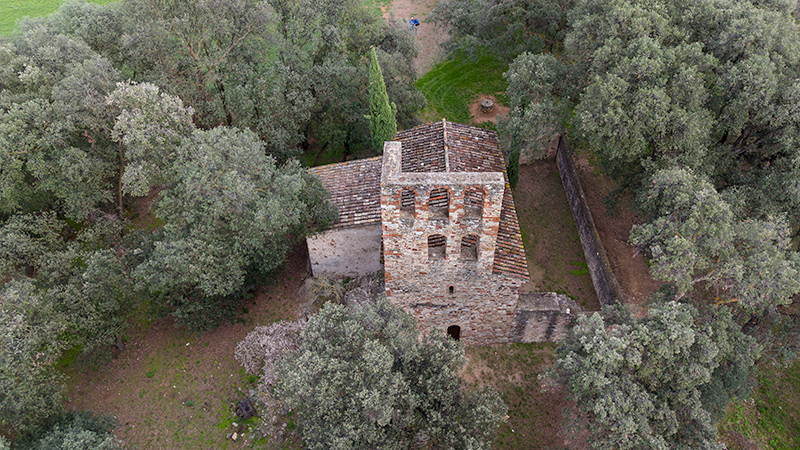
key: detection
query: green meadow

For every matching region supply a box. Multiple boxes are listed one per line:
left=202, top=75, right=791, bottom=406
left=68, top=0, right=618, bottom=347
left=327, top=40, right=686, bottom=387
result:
left=0, top=0, right=116, bottom=35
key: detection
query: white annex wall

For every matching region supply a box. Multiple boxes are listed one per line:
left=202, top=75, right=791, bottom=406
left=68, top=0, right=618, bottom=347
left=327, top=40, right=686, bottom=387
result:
left=306, top=224, right=383, bottom=278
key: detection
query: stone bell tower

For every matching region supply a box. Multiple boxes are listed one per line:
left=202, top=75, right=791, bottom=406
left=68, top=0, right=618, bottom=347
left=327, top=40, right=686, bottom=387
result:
left=380, top=120, right=526, bottom=344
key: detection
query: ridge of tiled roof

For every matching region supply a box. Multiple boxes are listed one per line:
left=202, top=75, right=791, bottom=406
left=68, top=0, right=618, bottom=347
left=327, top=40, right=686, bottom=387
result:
left=395, top=120, right=505, bottom=173
left=309, top=157, right=382, bottom=230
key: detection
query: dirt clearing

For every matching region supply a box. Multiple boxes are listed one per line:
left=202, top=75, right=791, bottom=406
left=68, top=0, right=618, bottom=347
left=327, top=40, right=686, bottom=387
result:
left=469, top=94, right=510, bottom=124
left=382, top=0, right=448, bottom=74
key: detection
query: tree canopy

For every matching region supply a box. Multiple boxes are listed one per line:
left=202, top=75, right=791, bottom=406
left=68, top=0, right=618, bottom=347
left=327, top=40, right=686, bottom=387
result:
left=553, top=303, right=760, bottom=450
left=497, top=0, right=800, bottom=221
left=40, top=0, right=424, bottom=158
left=0, top=0, right=358, bottom=438
left=135, top=126, right=336, bottom=329
left=630, top=167, right=800, bottom=313
left=480, top=0, right=800, bottom=313
left=274, top=300, right=507, bottom=450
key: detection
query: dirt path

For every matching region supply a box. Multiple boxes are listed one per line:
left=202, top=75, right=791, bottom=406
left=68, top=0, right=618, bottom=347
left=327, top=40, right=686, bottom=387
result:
left=382, top=0, right=449, bottom=74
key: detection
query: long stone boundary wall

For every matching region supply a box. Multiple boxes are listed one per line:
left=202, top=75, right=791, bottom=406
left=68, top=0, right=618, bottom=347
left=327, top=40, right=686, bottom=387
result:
left=555, top=135, right=623, bottom=307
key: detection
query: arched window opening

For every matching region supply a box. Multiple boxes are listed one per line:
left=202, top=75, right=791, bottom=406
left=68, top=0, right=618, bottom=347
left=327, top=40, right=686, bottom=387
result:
left=463, top=187, right=484, bottom=219
left=428, top=234, right=446, bottom=260
left=448, top=286, right=454, bottom=295
left=429, top=188, right=449, bottom=220
left=461, top=234, right=479, bottom=260
left=400, top=188, right=415, bottom=218
left=447, top=325, right=461, bottom=341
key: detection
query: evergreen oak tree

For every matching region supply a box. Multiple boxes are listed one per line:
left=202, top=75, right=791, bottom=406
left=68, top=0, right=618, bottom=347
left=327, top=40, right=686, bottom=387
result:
left=134, top=127, right=336, bottom=330
left=497, top=0, right=800, bottom=222
left=275, top=300, right=507, bottom=450
left=630, top=168, right=800, bottom=313
left=367, top=47, right=397, bottom=154
left=553, top=303, right=760, bottom=450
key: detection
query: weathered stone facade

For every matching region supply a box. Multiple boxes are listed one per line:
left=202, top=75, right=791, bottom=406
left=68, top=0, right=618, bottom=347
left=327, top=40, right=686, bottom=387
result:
left=307, top=121, right=583, bottom=345
left=381, top=141, right=526, bottom=344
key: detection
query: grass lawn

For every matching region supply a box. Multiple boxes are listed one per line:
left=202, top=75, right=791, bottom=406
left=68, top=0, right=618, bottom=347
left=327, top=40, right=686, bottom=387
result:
left=416, top=51, right=509, bottom=124
left=720, top=360, right=800, bottom=449
left=0, top=0, right=116, bottom=35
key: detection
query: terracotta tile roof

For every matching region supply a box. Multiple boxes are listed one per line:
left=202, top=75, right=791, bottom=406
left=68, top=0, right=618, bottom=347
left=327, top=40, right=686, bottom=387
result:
left=310, top=121, right=529, bottom=280
left=395, top=120, right=505, bottom=173
left=309, top=157, right=382, bottom=230
left=493, top=181, right=529, bottom=281
left=396, top=120, right=446, bottom=172
left=445, top=122, right=505, bottom=173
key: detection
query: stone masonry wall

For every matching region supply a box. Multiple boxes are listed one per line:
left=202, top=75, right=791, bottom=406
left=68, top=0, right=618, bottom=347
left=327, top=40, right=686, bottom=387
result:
left=307, top=224, right=383, bottom=278
left=556, top=135, right=623, bottom=306
left=512, top=292, right=585, bottom=342
left=381, top=141, right=523, bottom=344
left=399, top=275, right=520, bottom=345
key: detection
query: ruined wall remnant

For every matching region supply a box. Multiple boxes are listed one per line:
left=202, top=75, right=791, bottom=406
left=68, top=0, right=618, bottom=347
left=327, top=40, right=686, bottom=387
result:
left=512, top=292, right=584, bottom=342
left=556, top=135, right=623, bottom=306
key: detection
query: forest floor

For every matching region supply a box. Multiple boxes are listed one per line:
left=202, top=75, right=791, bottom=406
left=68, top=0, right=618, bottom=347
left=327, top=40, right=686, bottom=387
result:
left=571, top=154, right=661, bottom=316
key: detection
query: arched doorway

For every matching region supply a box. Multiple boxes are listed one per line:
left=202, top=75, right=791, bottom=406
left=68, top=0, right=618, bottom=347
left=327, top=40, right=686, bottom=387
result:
left=447, top=325, right=461, bottom=341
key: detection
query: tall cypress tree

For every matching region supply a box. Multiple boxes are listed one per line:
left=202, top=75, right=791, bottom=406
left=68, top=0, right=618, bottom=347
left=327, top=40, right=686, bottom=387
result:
left=367, top=47, right=397, bottom=153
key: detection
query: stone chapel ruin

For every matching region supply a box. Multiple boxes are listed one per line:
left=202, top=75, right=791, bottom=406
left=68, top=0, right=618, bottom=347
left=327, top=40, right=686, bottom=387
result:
left=307, top=120, right=579, bottom=344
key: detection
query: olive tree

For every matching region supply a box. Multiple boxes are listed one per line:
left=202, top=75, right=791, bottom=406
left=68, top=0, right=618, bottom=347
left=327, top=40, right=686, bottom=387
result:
left=431, top=0, right=575, bottom=58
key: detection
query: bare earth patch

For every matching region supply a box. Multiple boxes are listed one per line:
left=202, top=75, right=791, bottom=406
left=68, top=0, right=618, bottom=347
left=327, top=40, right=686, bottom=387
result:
left=128, top=187, right=163, bottom=230
left=65, top=246, right=311, bottom=450
left=468, top=94, right=510, bottom=125
left=382, top=0, right=448, bottom=75
left=464, top=344, right=590, bottom=450
left=572, top=157, right=661, bottom=315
